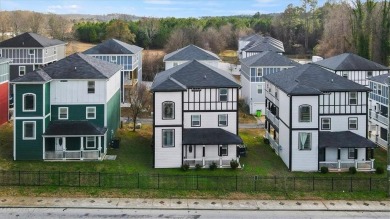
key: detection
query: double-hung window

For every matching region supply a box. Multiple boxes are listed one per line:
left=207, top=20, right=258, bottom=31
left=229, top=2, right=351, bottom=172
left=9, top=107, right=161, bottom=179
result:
left=218, top=114, right=228, bottom=126
left=191, top=115, right=201, bottom=127
left=299, top=105, right=311, bottom=122
left=162, top=101, right=174, bottom=119
left=86, top=136, right=96, bottom=149
left=298, top=132, right=311, bottom=150
left=23, top=121, right=36, bottom=140
left=86, top=107, right=96, bottom=119
left=257, top=84, right=263, bottom=94
left=321, top=118, right=331, bottom=130
left=162, top=129, right=175, bottom=147
left=219, top=145, right=228, bottom=156
left=58, top=107, right=68, bottom=120
left=88, top=81, right=95, bottom=94
left=219, top=88, right=228, bottom=102
left=348, top=117, right=358, bottom=130
left=348, top=148, right=356, bottom=159
left=349, top=92, right=357, bottom=105
left=23, top=93, right=36, bottom=112
left=19, top=66, right=26, bottom=76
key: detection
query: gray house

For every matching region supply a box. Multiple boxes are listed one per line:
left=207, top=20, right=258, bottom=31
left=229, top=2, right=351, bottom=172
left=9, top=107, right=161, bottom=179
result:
left=0, top=32, right=66, bottom=86
left=238, top=34, right=285, bottom=59
left=83, top=39, right=143, bottom=103
left=240, top=51, right=299, bottom=114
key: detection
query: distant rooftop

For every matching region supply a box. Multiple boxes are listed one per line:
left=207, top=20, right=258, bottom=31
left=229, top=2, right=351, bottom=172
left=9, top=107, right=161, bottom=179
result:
left=163, top=44, right=221, bottom=62
left=313, top=53, right=390, bottom=71
left=240, top=51, right=299, bottom=67
left=0, top=32, right=65, bottom=48
left=83, top=38, right=143, bottom=55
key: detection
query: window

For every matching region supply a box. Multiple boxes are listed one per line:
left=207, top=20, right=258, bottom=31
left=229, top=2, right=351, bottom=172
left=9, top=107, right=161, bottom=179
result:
left=162, top=129, right=174, bottom=147
left=257, top=68, right=263, bottom=77
left=342, top=72, right=348, bottom=78
left=299, top=105, right=311, bottom=122
left=29, top=49, right=35, bottom=55
left=23, top=121, right=36, bottom=140
left=19, top=66, right=26, bottom=76
left=321, top=118, right=331, bottom=130
left=191, top=115, right=201, bottom=127
left=86, top=136, right=96, bottom=149
left=367, top=71, right=373, bottom=77
left=348, top=117, right=358, bottom=130
left=349, top=92, right=357, bottom=105
left=275, top=88, right=278, bottom=99
left=218, top=114, right=228, bottom=126
left=219, top=88, right=228, bottom=102
left=88, top=81, right=95, bottom=94
left=257, top=85, right=263, bottom=94
left=23, top=93, right=36, bottom=112
left=45, top=49, right=48, bottom=54
left=58, top=107, right=68, bottom=120
left=348, top=148, right=355, bottom=159
left=377, top=84, right=382, bottom=95
left=298, top=132, right=311, bottom=150
left=86, top=107, right=96, bottom=119
left=111, top=56, right=117, bottom=63
left=162, top=102, right=174, bottom=119
left=219, top=145, right=228, bottom=156
left=54, top=47, right=57, bottom=54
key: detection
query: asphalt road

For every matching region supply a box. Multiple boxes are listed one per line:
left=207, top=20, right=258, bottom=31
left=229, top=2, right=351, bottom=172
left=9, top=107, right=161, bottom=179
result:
left=1, top=208, right=390, bottom=219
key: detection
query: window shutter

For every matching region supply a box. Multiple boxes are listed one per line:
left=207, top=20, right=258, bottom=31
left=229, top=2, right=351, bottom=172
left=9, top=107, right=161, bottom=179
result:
left=354, top=149, right=358, bottom=159
left=218, top=146, right=221, bottom=156
left=337, top=148, right=340, bottom=160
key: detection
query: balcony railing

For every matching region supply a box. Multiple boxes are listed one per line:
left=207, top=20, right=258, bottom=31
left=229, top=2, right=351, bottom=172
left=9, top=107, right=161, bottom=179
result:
left=183, top=157, right=240, bottom=168
left=319, top=159, right=375, bottom=172
left=369, top=110, right=388, bottom=126
left=265, top=108, right=279, bottom=127
left=369, top=134, right=388, bottom=149
left=265, top=131, right=280, bottom=155
left=45, top=150, right=101, bottom=161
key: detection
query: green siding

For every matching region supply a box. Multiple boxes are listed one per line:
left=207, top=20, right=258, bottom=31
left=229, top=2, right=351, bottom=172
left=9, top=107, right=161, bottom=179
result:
left=106, top=90, right=120, bottom=146
left=15, top=119, right=43, bottom=160
left=51, top=104, right=104, bottom=127
left=45, top=82, right=50, bottom=115
left=15, top=84, right=44, bottom=117
left=66, top=137, right=81, bottom=150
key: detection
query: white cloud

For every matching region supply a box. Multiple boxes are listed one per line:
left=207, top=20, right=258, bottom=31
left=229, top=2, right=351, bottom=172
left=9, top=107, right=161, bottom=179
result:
left=47, top=4, right=81, bottom=13
left=144, top=0, right=173, bottom=4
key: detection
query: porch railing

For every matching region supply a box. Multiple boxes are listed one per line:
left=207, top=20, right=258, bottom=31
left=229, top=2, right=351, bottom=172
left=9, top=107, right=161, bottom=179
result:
left=45, top=150, right=101, bottom=161
left=183, top=157, right=240, bottom=168
left=265, top=108, right=279, bottom=127
left=265, top=131, right=280, bottom=155
left=369, top=110, right=388, bottom=126
left=369, top=133, right=387, bottom=149
left=319, top=159, right=375, bottom=172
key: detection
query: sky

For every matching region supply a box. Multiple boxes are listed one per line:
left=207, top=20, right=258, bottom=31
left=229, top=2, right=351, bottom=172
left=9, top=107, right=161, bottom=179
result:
left=0, top=0, right=327, bottom=18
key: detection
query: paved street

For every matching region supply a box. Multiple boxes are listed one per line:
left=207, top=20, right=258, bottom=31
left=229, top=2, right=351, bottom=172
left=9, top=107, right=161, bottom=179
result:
left=1, top=208, right=390, bottom=219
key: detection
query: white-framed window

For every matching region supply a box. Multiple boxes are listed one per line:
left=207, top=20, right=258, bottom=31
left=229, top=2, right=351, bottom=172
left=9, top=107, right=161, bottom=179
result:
left=377, top=84, right=382, bottom=95
left=348, top=148, right=355, bottom=159
left=23, top=121, right=36, bottom=140
left=299, top=105, right=311, bottom=122
left=88, top=81, right=95, bottom=94
left=19, top=66, right=26, bottom=76
left=298, top=132, right=311, bottom=150
left=22, top=93, right=36, bottom=112
left=54, top=47, right=57, bottom=54
left=321, top=118, right=331, bottom=130
left=218, top=114, right=228, bottom=126
left=191, top=115, right=201, bottom=127
left=86, top=136, right=96, bottom=149
left=219, top=145, right=228, bottom=156
left=111, top=56, right=117, bottom=63
left=257, top=84, right=263, bottom=94
left=162, top=129, right=175, bottom=147
left=58, top=107, right=68, bottom=120
left=219, top=88, right=228, bottom=102
left=349, top=92, right=357, bottom=105
left=86, top=107, right=96, bottom=119
left=29, top=49, right=35, bottom=55
left=162, top=101, right=174, bottom=119
left=257, top=68, right=263, bottom=77
left=342, top=72, right=348, bottom=78
left=348, top=117, right=358, bottom=130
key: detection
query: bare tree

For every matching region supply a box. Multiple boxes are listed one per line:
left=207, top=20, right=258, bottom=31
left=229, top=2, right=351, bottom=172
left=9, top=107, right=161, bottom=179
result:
left=164, top=26, right=204, bottom=52
left=142, top=51, right=164, bottom=81
left=127, top=83, right=151, bottom=132
left=30, top=12, right=45, bottom=34
left=204, top=27, right=227, bottom=53
left=0, top=12, right=11, bottom=41
left=139, top=18, right=160, bottom=48
left=10, top=11, right=29, bottom=35
left=48, top=14, right=71, bottom=40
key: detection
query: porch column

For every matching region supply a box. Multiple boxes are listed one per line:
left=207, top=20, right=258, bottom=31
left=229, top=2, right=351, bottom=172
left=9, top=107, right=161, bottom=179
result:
left=370, top=159, right=375, bottom=169
left=219, top=157, right=222, bottom=167
left=202, top=158, right=205, bottom=167
left=98, top=136, right=102, bottom=159
left=42, top=136, right=45, bottom=160
left=63, top=137, right=66, bottom=161
left=80, top=137, right=84, bottom=161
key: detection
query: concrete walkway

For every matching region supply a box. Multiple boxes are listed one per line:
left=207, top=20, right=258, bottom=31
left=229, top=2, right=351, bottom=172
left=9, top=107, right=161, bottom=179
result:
left=1, top=197, right=389, bottom=211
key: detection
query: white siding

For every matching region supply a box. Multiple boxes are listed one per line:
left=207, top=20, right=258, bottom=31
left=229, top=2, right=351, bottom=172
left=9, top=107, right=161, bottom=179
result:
left=325, top=148, right=338, bottom=162
left=240, top=73, right=250, bottom=102
left=278, top=90, right=290, bottom=126
left=291, top=96, right=318, bottom=129
left=185, top=144, right=236, bottom=161
left=154, top=127, right=182, bottom=168
left=278, top=122, right=290, bottom=166
left=183, top=112, right=237, bottom=134
left=164, top=61, right=188, bottom=70
left=184, top=88, right=238, bottom=111
left=319, top=115, right=366, bottom=137
left=154, top=92, right=182, bottom=126
left=165, top=60, right=220, bottom=70
left=106, top=71, right=121, bottom=100
left=291, top=130, right=319, bottom=171
left=50, top=80, right=106, bottom=104
left=326, top=148, right=366, bottom=161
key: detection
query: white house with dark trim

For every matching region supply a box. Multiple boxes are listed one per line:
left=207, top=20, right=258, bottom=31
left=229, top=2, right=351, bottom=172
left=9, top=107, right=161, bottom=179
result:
left=263, top=64, right=376, bottom=172
left=367, top=74, right=389, bottom=149
left=163, top=44, right=221, bottom=70
left=11, top=53, right=121, bottom=161
left=313, top=53, right=390, bottom=86
left=240, top=51, right=300, bottom=114
left=151, top=60, right=242, bottom=168
left=83, top=39, right=143, bottom=102
left=238, top=34, right=285, bottom=59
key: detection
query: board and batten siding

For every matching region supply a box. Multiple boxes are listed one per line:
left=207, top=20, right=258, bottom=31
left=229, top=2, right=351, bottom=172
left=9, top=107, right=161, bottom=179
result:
left=106, top=71, right=121, bottom=102
left=50, top=80, right=106, bottom=104
left=319, top=115, right=366, bottom=136
left=319, top=92, right=367, bottom=115
left=334, top=70, right=388, bottom=86
left=183, top=88, right=238, bottom=111
left=291, top=130, right=319, bottom=171
left=154, top=127, right=182, bottom=168
left=325, top=148, right=366, bottom=162
left=278, top=121, right=290, bottom=167
left=154, top=92, right=182, bottom=126
left=277, top=89, right=290, bottom=127
left=183, top=112, right=237, bottom=134
left=291, top=96, right=319, bottom=129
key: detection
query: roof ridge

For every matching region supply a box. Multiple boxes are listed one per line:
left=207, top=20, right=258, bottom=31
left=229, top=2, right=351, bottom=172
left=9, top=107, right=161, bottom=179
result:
left=77, top=53, right=109, bottom=79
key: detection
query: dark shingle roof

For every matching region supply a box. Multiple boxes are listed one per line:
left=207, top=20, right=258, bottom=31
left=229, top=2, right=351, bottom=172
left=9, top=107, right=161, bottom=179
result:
left=319, top=131, right=376, bottom=148
left=245, top=42, right=285, bottom=53
left=163, top=44, right=221, bottom=62
left=43, top=120, right=107, bottom=136
left=314, top=53, right=390, bottom=71
left=83, top=39, right=143, bottom=55
left=151, top=60, right=240, bottom=91
left=0, top=32, right=65, bottom=48
left=241, top=34, right=285, bottom=53
left=368, top=73, right=389, bottom=85
left=183, top=128, right=243, bottom=145
left=12, top=69, right=51, bottom=83
left=241, top=51, right=300, bottom=67
left=263, top=64, right=371, bottom=95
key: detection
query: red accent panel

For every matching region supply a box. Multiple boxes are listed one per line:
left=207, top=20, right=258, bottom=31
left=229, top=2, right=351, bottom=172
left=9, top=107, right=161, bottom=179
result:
left=0, top=82, right=9, bottom=125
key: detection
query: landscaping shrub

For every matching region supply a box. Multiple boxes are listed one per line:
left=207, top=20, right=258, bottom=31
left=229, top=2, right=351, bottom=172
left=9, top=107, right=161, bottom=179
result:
left=320, top=166, right=329, bottom=174
left=376, top=166, right=384, bottom=174
left=195, top=164, right=202, bottom=170
left=181, top=163, right=190, bottom=171
left=209, top=162, right=217, bottom=170
left=349, top=166, right=357, bottom=174
left=263, top=138, right=270, bottom=145
left=230, top=159, right=239, bottom=170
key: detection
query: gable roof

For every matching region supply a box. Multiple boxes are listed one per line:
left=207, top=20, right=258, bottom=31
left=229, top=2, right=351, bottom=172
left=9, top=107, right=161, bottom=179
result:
left=83, top=38, right=143, bottom=55
left=241, top=34, right=285, bottom=53
left=313, top=53, right=390, bottom=71
left=0, top=32, right=65, bottom=48
left=12, top=53, right=122, bottom=83
left=263, top=64, right=371, bottom=95
left=368, top=73, right=389, bottom=85
left=163, top=44, right=221, bottom=62
left=241, top=51, right=300, bottom=67
left=151, top=60, right=240, bottom=92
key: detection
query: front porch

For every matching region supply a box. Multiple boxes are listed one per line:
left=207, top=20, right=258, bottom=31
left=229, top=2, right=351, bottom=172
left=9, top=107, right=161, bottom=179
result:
left=183, top=157, right=240, bottom=168
left=319, top=160, right=375, bottom=172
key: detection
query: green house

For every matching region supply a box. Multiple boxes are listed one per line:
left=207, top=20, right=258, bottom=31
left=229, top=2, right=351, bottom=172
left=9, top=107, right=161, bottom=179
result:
left=11, top=53, right=122, bottom=161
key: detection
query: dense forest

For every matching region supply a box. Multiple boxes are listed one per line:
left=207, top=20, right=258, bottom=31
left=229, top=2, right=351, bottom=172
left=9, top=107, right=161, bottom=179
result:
left=0, top=0, right=389, bottom=66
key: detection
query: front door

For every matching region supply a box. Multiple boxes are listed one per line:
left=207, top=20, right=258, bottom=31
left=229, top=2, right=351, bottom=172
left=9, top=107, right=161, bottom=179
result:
left=55, top=137, right=65, bottom=151
left=319, top=148, right=325, bottom=162
left=187, top=145, right=194, bottom=159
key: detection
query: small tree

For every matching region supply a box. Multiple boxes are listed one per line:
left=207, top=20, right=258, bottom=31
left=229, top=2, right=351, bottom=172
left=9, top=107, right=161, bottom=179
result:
left=127, top=83, right=151, bottom=131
